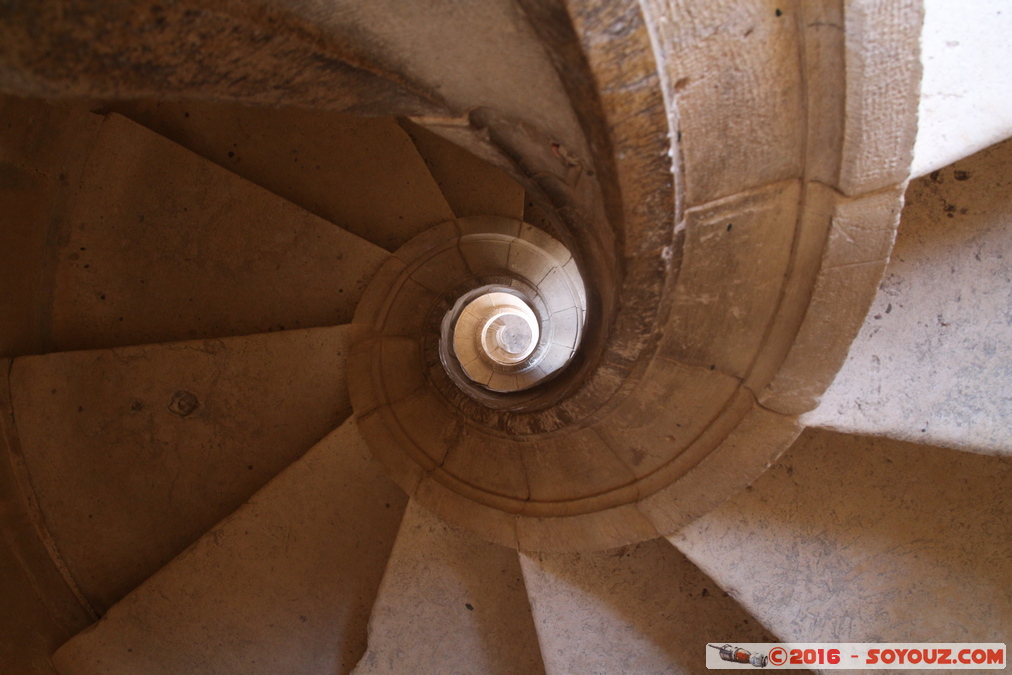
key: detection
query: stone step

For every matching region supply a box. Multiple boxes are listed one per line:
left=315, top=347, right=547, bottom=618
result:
left=398, top=120, right=525, bottom=221
left=670, top=428, right=1012, bottom=644
left=106, top=100, right=457, bottom=252
left=804, top=138, right=1012, bottom=456
left=911, top=0, right=1012, bottom=178
left=9, top=326, right=354, bottom=613
left=519, top=538, right=776, bottom=675
left=52, top=418, right=407, bottom=675
left=51, top=112, right=389, bottom=351
left=353, top=500, right=545, bottom=675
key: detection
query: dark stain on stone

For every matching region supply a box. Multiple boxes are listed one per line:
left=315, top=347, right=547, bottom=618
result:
left=465, top=603, right=474, bottom=611
left=702, top=587, right=710, bottom=597
left=775, top=8, right=783, bottom=16
left=929, top=170, right=942, bottom=183
left=168, top=389, right=199, bottom=416
left=130, top=400, right=144, bottom=412
left=629, top=446, right=647, bottom=466
left=954, top=170, right=970, bottom=181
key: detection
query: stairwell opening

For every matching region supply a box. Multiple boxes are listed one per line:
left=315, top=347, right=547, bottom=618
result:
left=428, top=223, right=587, bottom=403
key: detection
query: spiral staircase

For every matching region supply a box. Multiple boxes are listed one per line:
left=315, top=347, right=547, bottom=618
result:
left=1, top=1, right=1010, bottom=673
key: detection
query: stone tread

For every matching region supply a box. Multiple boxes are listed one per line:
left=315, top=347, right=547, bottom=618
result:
left=52, top=418, right=408, bottom=675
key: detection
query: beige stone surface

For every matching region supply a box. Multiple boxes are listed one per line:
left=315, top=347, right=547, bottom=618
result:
left=592, top=357, right=739, bottom=480
left=109, top=100, right=456, bottom=252
left=659, top=180, right=799, bottom=378
left=837, top=0, right=923, bottom=195
left=799, top=0, right=846, bottom=188
left=671, top=428, right=1012, bottom=643
left=520, top=538, right=776, bottom=675
left=639, top=0, right=804, bottom=206
left=516, top=503, right=661, bottom=555
left=758, top=184, right=905, bottom=415
left=521, top=426, right=636, bottom=508
left=398, top=120, right=526, bottom=221
left=442, top=427, right=530, bottom=502
left=805, top=139, right=1012, bottom=455
left=0, top=1, right=448, bottom=115
left=52, top=418, right=408, bottom=675
left=637, top=395, right=801, bottom=536
left=0, top=96, right=101, bottom=358
left=11, top=326, right=354, bottom=613
left=353, top=500, right=545, bottom=675
left=51, top=112, right=389, bottom=351
left=912, top=0, right=1012, bottom=178
left=303, top=0, right=592, bottom=162
left=1, top=359, right=95, bottom=674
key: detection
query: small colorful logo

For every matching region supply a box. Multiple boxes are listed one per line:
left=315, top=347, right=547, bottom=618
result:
left=708, top=644, right=769, bottom=668
left=706, top=643, right=1005, bottom=669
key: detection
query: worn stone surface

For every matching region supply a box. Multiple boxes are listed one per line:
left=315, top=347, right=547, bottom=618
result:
left=799, top=0, right=846, bottom=187
left=637, top=394, right=802, bottom=536
left=0, top=96, right=101, bottom=358
left=0, top=1, right=448, bottom=116
left=11, top=326, right=354, bottom=613
left=592, top=357, right=739, bottom=480
left=837, top=0, right=923, bottom=195
left=804, top=139, right=1012, bottom=455
left=758, top=184, right=905, bottom=415
left=911, top=0, right=1012, bottom=178
left=51, top=112, right=389, bottom=351
left=52, top=418, right=408, bottom=675
left=520, top=538, right=776, bottom=675
left=659, top=180, right=799, bottom=378
left=398, top=120, right=526, bottom=221
left=108, top=100, right=456, bottom=251
left=1, top=360, right=95, bottom=674
left=353, top=500, right=545, bottom=675
left=639, top=0, right=804, bottom=206
left=671, top=428, right=1012, bottom=643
